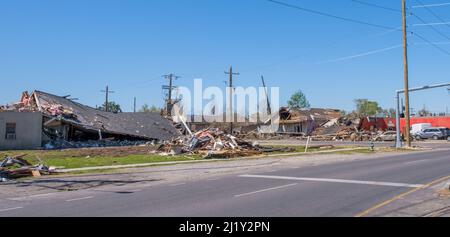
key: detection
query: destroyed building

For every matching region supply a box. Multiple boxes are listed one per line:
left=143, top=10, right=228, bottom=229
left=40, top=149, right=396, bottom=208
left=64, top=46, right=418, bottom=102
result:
left=278, top=107, right=342, bottom=136
left=184, top=114, right=258, bottom=134
left=0, top=91, right=181, bottom=150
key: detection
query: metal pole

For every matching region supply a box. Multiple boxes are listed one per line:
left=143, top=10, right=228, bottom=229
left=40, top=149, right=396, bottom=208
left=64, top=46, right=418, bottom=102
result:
left=261, top=76, right=272, bottom=115
left=394, top=82, right=450, bottom=147
left=395, top=92, right=402, bottom=148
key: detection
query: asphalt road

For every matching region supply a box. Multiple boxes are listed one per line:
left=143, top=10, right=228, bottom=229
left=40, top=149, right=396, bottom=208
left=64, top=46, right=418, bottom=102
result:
left=1, top=149, right=450, bottom=217
left=257, top=139, right=450, bottom=149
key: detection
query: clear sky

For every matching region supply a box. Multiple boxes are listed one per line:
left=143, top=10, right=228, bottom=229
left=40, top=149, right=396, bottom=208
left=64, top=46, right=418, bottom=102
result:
left=1, top=0, right=449, bottom=114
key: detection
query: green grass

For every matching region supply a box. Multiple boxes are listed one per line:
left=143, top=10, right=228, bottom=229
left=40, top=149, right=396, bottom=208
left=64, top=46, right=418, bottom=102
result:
left=0, top=150, right=202, bottom=169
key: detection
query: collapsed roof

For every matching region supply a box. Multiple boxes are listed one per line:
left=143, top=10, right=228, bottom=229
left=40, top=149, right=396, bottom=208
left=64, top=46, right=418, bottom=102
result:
left=279, top=107, right=342, bottom=124
left=18, top=90, right=181, bottom=141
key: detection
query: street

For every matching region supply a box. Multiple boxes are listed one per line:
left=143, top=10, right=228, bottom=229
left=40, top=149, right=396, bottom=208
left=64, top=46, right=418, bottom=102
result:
left=1, top=147, right=449, bottom=217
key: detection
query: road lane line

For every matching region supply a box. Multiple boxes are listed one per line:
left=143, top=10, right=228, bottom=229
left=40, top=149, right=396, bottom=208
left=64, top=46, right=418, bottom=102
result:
left=239, top=174, right=424, bottom=188
left=404, top=159, right=430, bottom=165
left=0, top=207, right=23, bottom=212
left=235, top=183, right=298, bottom=197
left=356, top=174, right=450, bottom=217
left=66, top=196, right=94, bottom=202
left=8, top=193, right=55, bottom=201
left=128, top=189, right=142, bottom=192
left=170, top=183, right=186, bottom=187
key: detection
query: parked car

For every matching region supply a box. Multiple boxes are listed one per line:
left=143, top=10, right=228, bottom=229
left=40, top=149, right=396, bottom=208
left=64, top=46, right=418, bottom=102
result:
left=411, top=123, right=432, bottom=136
left=439, top=127, right=450, bottom=139
left=374, top=131, right=398, bottom=141
left=415, top=127, right=449, bottom=140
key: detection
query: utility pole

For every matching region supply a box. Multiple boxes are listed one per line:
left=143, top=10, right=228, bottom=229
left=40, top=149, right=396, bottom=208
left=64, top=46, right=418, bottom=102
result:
left=402, top=0, right=412, bottom=147
left=261, top=76, right=272, bottom=115
left=100, top=86, right=114, bottom=112
left=225, top=66, right=239, bottom=134
left=133, top=97, right=136, bottom=113
left=163, top=74, right=180, bottom=116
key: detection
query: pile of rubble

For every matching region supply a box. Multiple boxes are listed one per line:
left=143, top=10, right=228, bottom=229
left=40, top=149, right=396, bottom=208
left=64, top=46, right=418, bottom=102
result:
left=157, top=128, right=294, bottom=159
left=43, top=139, right=154, bottom=150
left=0, top=154, right=56, bottom=182
left=310, top=117, right=376, bottom=141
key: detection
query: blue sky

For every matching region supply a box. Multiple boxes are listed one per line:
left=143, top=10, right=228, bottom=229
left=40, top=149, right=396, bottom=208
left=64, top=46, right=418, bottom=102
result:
left=1, top=0, right=449, bottom=113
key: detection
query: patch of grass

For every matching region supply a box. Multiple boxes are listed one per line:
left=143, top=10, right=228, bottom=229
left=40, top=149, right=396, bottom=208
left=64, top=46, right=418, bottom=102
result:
left=267, top=145, right=336, bottom=153
left=0, top=149, right=202, bottom=169
left=331, top=148, right=374, bottom=155
left=44, top=155, right=203, bottom=169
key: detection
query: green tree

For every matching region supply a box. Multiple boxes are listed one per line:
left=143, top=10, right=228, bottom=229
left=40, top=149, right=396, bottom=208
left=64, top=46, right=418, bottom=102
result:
left=139, top=104, right=160, bottom=113
left=288, top=90, right=310, bottom=109
left=354, top=99, right=382, bottom=117
left=98, top=101, right=122, bottom=113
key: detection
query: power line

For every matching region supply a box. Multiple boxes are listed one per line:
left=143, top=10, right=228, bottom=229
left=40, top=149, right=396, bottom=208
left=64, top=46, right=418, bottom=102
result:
left=413, top=0, right=450, bottom=29
left=316, top=44, right=403, bottom=64
left=413, top=22, right=450, bottom=26
left=350, top=0, right=401, bottom=13
left=266, top=0, right=398, bottom=30
left=411, top=13, right=450, bottom=41
left=411, top=31, right=450, bottom=55
left=411, top=2, right=450, bottom=8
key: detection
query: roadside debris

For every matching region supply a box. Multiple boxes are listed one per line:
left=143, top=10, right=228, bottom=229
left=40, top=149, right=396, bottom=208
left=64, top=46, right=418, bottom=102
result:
left=43, top=139, right=154, bottom=150
left=0, top=154, right=56, bottom=182
left=157, top=128, right=295, bottom=159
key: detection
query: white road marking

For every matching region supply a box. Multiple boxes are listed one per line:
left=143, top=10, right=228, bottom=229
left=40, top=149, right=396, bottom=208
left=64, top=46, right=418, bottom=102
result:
left=0, top=207, right=23, bottom=212
left=128, top=189, right=142, bottom=192
left=266, top=170, right=278, bottom=173
left=170, top=183, right=186, bottom=187
left=66, top=196, right=94, bottom=202
left=8, top=193, right=55, bottom=201
left=404, top=159, right=430, bottom=165
left=207, top=178, right=219, bottom=181
left=239, top=174, right=424, bottom=188
left=235, top=183, right=298, bottom=197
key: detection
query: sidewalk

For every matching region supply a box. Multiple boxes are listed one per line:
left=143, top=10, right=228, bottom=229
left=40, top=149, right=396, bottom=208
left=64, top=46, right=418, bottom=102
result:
left=365, top=177, right=450, bottom=217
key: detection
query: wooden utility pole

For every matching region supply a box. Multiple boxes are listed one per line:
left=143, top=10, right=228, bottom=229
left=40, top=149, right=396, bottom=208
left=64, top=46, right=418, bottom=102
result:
left=261, top=76, right=272, bottom=115
left=163, top=74, right=180, bottom=116
left=100, top=86, right=114, bottom=112
left=225, top=66, right=239, bottom=134
left=402, top=0, right=412, bottom=147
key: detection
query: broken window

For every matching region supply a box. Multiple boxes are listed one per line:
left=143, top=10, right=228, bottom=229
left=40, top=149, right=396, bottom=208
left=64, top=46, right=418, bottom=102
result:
left=5, top=123, right=16, bottom=140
